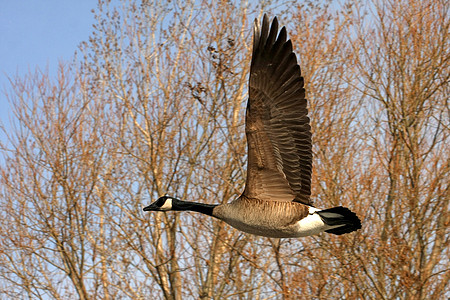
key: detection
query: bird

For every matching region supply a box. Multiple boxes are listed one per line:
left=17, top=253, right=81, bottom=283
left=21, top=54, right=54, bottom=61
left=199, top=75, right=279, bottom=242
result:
left=143, top=14, right=361, bottom=238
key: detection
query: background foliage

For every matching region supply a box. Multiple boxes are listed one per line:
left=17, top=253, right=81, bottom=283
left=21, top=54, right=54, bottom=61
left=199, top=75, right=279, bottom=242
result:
left=1, top=0, right=448, bottom=299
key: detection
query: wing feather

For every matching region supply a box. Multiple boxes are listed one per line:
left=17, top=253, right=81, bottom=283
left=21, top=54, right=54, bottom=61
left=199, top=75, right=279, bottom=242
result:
left=243, top=15, right=313, bottom=205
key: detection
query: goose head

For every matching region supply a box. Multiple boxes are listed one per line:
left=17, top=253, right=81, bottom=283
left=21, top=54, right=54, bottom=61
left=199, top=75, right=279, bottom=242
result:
left=143, top=196, right=177, bottom=211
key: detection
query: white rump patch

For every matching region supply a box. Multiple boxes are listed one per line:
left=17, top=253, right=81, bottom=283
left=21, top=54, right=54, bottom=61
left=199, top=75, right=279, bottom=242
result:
left=308, top=207, right=321, bottom=214
left=294, top=207, right=346, bottom=236
left=294, top=213, right=327, bottom=237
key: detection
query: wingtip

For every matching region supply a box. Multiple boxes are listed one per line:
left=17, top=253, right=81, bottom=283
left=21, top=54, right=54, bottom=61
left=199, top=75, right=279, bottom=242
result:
left=253, top=20, right=260, bottom=55
left=253, top=14, right=279, bottom=32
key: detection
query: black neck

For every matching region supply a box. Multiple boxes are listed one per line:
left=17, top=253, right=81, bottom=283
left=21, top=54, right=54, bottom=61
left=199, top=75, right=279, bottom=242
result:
left=173, top=200, right=218, bottom=216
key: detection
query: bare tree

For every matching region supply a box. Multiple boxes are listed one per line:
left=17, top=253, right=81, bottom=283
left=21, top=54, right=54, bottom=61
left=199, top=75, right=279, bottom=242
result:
left=345, top=0, right=449, bottom=298
left=0, top=65, right=115, bottom=299
left=0, top=0, right=448, bottom=299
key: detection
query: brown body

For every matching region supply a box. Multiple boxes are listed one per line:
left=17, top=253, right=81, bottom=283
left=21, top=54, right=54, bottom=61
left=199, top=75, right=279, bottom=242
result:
left=214, top=196, right=311, bottom=238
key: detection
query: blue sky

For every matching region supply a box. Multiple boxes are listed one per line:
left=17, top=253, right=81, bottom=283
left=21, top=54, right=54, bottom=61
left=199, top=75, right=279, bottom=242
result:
left=0, top=1, right=97, bottom=140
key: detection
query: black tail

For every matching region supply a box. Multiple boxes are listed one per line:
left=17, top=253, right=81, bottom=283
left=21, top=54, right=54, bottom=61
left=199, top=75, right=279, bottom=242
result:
left=317, top=206, right=361, bottom=235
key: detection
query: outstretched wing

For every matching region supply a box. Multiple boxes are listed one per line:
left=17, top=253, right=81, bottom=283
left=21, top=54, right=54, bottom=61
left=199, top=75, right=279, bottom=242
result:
left=243, top=15, right=313, bottom=205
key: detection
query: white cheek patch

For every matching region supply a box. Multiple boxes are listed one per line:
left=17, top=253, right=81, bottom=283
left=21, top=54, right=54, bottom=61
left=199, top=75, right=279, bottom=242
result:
left=160, top=198, right=173, bottom=210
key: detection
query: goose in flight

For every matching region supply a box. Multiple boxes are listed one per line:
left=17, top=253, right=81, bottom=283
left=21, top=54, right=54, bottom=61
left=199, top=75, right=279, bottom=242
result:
left=143, top=15, right=361, bottom=238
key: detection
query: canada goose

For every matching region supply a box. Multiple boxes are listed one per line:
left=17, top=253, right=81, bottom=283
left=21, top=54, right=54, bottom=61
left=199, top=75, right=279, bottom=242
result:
left=144, top=15, right=361, bottom=238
